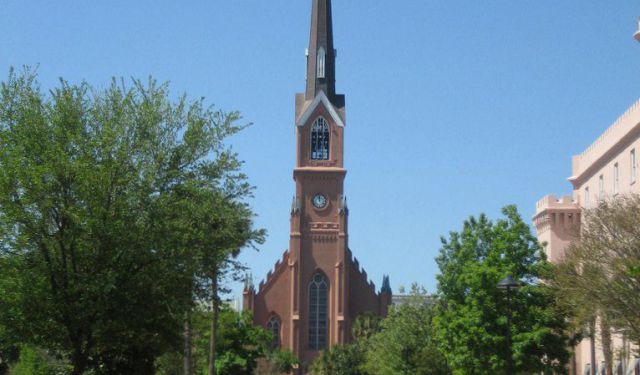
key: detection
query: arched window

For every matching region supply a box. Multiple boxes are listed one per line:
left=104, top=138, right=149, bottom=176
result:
left=308, top=273, right=328, bottom=350
left=266, top=316, right=280, bottom=348
left=311, top=118, right=330, bottom=160
left=317, top=47, right=326, bottom=78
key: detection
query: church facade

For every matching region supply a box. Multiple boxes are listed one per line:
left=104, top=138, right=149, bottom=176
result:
left=242, top=0, right=392, bottom=370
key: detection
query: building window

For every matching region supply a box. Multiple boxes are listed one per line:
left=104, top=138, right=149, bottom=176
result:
left=584, top=187, right=589, bottom=208
left=632, top=149, right=637, bottom=183
left=599, top=175, right=604, bottom=201
left=267, top=316, right=281, bottom=348
left=614, top=361, right=623, bottom=375
left=309, top=273, right=328, bottom=350
left=614, top=163, right=619, bottom=194
left=317, top=47, right=326, bottom=79
left=584, top=363, right=591, bottom=375
left=311, top=117, right=330, bottom=160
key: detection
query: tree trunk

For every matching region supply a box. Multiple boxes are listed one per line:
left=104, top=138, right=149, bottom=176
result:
left=600, top=316, right=613, bottom=375
left=184, top=309, right=193, bottom=375
left=70, top=352, right=88, bottom=375
left=208, top=270, right=219, bottom=375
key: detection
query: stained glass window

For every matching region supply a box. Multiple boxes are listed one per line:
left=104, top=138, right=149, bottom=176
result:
left=309, top=273, right=328, bottom=350
left=267, top=316, right=280, bottom=348
left=311, top=118, right=329, bottom=160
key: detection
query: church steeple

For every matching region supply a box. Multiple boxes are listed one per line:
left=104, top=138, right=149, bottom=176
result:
left=306, top=0, right=336, bottom=101
left=245, top=3, right=391, bottom=371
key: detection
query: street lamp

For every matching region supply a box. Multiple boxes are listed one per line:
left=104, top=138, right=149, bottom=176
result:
left=498, top=275, right=520, bottom=375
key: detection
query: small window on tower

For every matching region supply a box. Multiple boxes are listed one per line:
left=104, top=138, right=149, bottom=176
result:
left=317, top=47, right=326, bottom=79
left=311, top=117, right=330, bottom=160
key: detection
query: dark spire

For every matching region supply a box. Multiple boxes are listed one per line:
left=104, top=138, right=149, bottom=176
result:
left=381, top=275, right=392, bottom=294
left=306, top=0, right=336, bottom=101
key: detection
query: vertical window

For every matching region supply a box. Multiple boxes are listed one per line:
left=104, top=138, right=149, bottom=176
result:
left=311, top=117, right=330, bottom=160
left=614, top=163, right=619, bottom=194
left=267, top=316, right=281, bottom=348
left=309, top=273, right=328, bottom=350
left=317, top=47, right=326, bottom=79
left=631, top=149, right=637, bottom=183
left=599, top=175, right=604, bottom=201
left=584, top=187, right=589, bottom=208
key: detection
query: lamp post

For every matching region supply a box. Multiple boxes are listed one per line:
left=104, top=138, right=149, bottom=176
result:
left=498, top=275, right=520, bottom=375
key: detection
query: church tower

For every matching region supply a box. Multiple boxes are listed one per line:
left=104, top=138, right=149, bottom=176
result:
left=244, top=1, right=391, bottom=371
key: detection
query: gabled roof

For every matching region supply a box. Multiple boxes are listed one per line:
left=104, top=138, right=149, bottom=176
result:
left=296, top=90, right=345, bottom=128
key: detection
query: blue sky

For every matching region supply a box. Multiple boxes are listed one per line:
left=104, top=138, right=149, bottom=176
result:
left=2, top=1, right=639, bottom=298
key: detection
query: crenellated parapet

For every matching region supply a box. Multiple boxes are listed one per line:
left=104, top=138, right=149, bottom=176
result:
left=569, top=98, right=640, bottom=187
left=533, top=195, right=581, bottom=234
left=346, top=249, right=377, bottom=296
left=257, top=250, right=290, bottom=295
left=533, top=195, right=581, bottom=263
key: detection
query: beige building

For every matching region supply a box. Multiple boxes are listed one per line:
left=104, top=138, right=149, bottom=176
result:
left=534, top=97, right=640, bottom=374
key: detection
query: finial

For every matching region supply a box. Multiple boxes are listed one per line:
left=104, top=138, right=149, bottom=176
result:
left=339, top=195, right=348, bottom=215
left=244, top=273, right=254, bottom=291
left=291, top=196, right=301, bottom=214
left=381, top=275, right=392, bottom=294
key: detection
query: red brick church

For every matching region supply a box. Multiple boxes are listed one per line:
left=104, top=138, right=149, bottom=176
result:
left=242, top=0, right=392, bottom=370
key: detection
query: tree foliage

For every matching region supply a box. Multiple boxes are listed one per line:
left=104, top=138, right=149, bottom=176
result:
left=264, top=348, right=299, bottom=375
left=434, top=206, right=571, bottom=374
left=8, top=345, right=71, bottom=375
left=0, top=68, right=260, bottom=374
left=364, top=286, right=449, bottom=375
left=352, top=312, right=382, bottom=342
left=156, top=306, right=297, bottom=375
left=311, top=344, right=367, bottom=375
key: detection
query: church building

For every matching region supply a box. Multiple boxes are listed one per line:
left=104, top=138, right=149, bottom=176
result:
left=243, top=0, right=392, bottom=370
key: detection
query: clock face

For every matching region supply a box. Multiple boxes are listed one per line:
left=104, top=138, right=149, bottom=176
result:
left=312, top=194, right=327, bottom=209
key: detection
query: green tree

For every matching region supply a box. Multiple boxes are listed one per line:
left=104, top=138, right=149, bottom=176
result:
left=0, top=316, right=20, bottom=374
left=352, top=312, right=382, bottom=342
left=309, top=312, right=382, bottom=375
left=0, top=68, right=257, bottom=374
left=434, top=206, right=571, bottom=375
left=171, top=184, right=264, bottom=375
left=311, top=344, right=367, bottom=375
left=9, top=345, right=71, bottom=375
left=157, top=306, right=296, bottom=375
left=364, top=285, right=449, bottom=375
left=264, top=349, right=299, bottom=375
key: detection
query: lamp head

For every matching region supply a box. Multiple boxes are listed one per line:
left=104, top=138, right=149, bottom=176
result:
left=497, top=275, right=520, bottom=291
